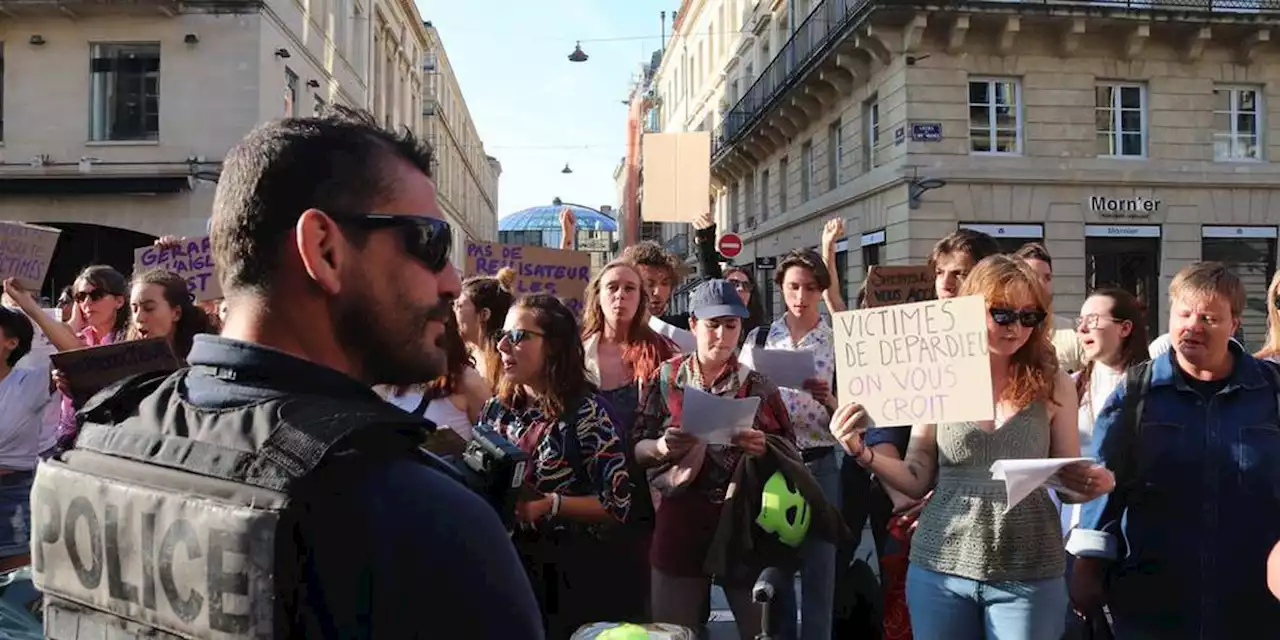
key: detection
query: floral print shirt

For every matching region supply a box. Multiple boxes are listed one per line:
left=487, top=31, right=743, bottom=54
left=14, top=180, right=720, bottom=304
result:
left=746, top=318, right=838, bottom=450
left=481, top=394, right=632, bottom=524
left=633, top=353, right=795, bottom=499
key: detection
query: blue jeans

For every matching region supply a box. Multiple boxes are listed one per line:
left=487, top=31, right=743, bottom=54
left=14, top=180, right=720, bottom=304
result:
left=777, top=448, right=840, bottom=640
left=906, top=565, right=1068, bottom=640
left=0, top=472, right=34, bottom=559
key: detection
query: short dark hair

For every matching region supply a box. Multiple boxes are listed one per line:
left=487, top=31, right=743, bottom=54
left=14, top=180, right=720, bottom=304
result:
left=774, top=248, right=831, bottom=291
left=211, top=105, right=435, bottom=295
left=618, top=241, right=687, bottom=281
left=0, top=307, right=34, bottom=367
left=930, top=229, right=1001, bottom=267
left=1014, top=242, right=1053, bottom=269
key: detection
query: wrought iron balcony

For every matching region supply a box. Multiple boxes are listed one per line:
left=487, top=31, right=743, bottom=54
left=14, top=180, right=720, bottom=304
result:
left=0, top=0, right=260, bottom=16
left=712, top=0, right=1280, bottom=161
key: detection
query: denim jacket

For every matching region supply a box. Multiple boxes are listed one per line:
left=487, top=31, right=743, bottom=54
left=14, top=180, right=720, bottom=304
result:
left=1068, top=344, right=1280, bottom=638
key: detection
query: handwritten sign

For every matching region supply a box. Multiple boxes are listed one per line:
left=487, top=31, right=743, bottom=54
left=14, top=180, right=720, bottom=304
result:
left=50, top=337, right=180, bottom=406
left=133, top=236, right=221, bottom=302
left=832, top=295, right=993, bottom=427
left=0, top=222, right=61, bottom=290
left=865, top=265, right=934, bottom=308
left=465, top=241, right=591, bottom=316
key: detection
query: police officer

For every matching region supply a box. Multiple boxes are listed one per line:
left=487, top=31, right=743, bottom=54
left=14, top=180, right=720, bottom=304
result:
left=30, top=107, right=544, bottom=639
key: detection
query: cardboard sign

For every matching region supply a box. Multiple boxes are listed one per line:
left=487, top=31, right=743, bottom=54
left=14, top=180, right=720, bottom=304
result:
left=832, top=295, right=994, bottom=427
left=464, top=241, right=591, bottom=316
left=865, top=265, right=935, bottom=308
left=641, top=131, right=711, bottom=223
left=50, top=337, right=180, bottom=406
left=0, top=222, right=61, bottom=290
left=133, top=236, right=222, bottom=302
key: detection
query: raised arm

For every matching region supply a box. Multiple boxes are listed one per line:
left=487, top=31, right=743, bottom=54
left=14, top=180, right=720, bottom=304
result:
left=3, top=279, right=83, bottom=352
left=820, top=218, right=847, bottom=314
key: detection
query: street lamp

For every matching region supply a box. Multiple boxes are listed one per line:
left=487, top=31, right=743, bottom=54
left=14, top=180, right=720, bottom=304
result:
left=908, top=177, right=947, bottom=210
left=568, top=42, right=588, bottom=62
left=561, top=163, right=573, bottom=174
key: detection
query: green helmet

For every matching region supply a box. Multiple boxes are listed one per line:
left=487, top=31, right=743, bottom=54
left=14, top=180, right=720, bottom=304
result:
left=756, top=471, right=811, bottom=547
left=594, top=623, right=650, bottom=640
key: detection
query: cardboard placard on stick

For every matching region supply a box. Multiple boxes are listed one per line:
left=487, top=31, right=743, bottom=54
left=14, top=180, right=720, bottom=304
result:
left=0, top=222, right=61, bottom=290
left=864, top=265, right=935, bottom=308
left=641, top=131, right=711, bottom=223
left=50, top=337, right=180, bottom=406
left=133, top=236, right=222, bottom=302
left=832, top=295, right=994, bottom=427
left=464, top=241, right=592, bottom=316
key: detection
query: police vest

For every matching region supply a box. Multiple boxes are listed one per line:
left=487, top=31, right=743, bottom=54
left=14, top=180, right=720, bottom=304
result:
left=31, top=367, right=453, bottom=639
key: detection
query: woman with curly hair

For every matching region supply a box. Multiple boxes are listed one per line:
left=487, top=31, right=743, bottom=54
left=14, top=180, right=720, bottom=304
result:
left=829, top=254, right=1116, bottom=639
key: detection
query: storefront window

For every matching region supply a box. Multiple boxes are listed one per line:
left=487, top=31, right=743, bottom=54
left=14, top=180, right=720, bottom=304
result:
left=1202, top=226, right=1278, bottom=351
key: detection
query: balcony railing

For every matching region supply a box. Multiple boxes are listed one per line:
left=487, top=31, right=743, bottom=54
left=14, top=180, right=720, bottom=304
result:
left=712, top=0, right=1280, bottom=159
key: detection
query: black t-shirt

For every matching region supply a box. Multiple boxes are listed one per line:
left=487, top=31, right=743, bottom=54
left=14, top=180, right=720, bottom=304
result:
left=1176, top=361, right=1230, bottom=399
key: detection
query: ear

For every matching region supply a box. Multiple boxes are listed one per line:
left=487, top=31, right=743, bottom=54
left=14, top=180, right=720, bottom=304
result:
left=296, top=209, right=348, bottom=296
left=478, top=307, right=491, bottom=324
left=1118, top=319, right=1133, bottom=340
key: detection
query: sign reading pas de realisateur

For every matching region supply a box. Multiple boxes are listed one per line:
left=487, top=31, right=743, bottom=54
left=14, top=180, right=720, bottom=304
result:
left=1089, top=195, right=1160, bottom=216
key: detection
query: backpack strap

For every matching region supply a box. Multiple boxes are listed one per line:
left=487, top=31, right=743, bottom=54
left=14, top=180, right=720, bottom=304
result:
left=411, top=391, right=434, bottom=419
left=1111, top=360, right=1153, bottom=501
left=754, top=326, right=769, bottom=349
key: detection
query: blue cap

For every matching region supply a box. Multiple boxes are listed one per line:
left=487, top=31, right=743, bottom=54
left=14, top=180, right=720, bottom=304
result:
left=690, top=279, right=749, bottom=320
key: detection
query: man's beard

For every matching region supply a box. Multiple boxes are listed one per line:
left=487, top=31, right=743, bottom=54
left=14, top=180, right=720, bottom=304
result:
left=334, top=288, right=449, bottom=386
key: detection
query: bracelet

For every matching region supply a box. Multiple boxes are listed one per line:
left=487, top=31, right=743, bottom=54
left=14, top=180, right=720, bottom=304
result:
left=549, top=493, right=562, bottom=519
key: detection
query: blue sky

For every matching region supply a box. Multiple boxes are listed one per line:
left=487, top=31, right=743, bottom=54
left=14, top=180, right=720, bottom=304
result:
left=417, top=0, right=670, bottom=218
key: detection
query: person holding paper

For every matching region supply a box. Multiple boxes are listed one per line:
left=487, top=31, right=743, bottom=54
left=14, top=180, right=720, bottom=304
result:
left=0, top=308, right=50, bottom=571
left=454, top=268, right=516, bottom=389
left=829, top=255, right=1114, bottom=640
left=631, top=278, right=795, bottom=638
left=743, top=248, right=841, bottom=640
left=128, top=269, right=217, bottom=361
left=4, top=265, right=130, bottom=453
left=482, top=293, right=639, bottom=636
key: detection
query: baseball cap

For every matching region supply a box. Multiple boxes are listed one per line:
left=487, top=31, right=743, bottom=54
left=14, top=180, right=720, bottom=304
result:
left=690, top=279, right=749, bottom=320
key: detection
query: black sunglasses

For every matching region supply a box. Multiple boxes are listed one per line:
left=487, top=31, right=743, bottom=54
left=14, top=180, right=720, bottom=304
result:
left=326, top=212, right=452, bottom=272
left=495, top=328, right=543, bottom=346
left=73, top=289, right=113, bottom=304
left=990, top=307, right=1047, bottom=328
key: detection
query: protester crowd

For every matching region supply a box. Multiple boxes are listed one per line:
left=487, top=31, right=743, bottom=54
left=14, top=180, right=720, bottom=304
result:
left=1, top=108, right=1279, bottom=640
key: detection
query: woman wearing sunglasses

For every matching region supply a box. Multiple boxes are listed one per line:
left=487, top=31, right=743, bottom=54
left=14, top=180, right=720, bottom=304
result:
left=480, top=294, right=635, bottom=638
left=1254, top=271, right=1280, bottom=363
left=3, top=265, right=130, bottom=453
left=829, top=255, right=1115, bottom=639
left=723, top=266, right=767, bottom=346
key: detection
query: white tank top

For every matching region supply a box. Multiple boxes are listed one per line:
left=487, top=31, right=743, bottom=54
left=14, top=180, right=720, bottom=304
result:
left=384, top=390, right=475, bottom=441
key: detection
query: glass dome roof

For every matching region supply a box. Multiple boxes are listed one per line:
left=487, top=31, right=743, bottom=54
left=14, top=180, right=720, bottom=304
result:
left=499, top=204, right=618, bottom=233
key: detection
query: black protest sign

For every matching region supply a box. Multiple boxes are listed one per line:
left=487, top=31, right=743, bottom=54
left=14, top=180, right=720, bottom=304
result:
left=50, top=337, right=179, bottom=406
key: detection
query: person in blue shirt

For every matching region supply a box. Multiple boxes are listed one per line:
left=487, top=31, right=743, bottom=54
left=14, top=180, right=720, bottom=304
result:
left=201, top=105, right=543, bottom=638
left=1069, top=262, right=1280, bottom=638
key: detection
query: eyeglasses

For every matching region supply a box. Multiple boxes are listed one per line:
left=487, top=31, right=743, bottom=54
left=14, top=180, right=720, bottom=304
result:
left=727, top=279, right=751, bottom=291
left=325, top=212, right=453, bottom=272
left=1076, top=314, right=1121, bottom=330
left=495, top=328, right=543, bottom=346
left=990, top=307, right=1047, bottom=328
left=73, top=289, right=113, bottom=304
left=1274, top=293, right=1280, bottom=310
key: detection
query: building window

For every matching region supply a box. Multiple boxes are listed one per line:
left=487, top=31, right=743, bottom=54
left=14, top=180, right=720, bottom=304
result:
left=801, top=139, right=813, bottom=201
left=1214, top=86, right=1262, bottom=161
left=959, top=223, right=1044, bottom=255
left=89, top=43, right=160, bottom=142
left=969, top=78, right=1021, bottom=154
left=1096, top=83, right=1146, bottom=157
left=0, top=44, right=5, bottom=143
left=778, top=156, right=789, bottom=213
left=760, top=169, right=770, bottom=222
left=861, top=230, right=885, bottom=280
left=863, top=96, right=880, bottom=169
left=284, top=67, right=298, bottom=116
left=745, top=173, right=756, bottom=228
left=1202, top=226, right=1277, bottom=350
left=827, top=119, right=842, bottom=190
left=730, top=181, right=741, bottom=231
left=313, top=94, right=325, bottom=117
left=835, top=248, right=850, bottom=307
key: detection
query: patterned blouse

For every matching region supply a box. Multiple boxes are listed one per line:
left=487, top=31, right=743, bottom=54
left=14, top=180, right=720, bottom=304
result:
left=746, top=318, right=838, bottom=450
left=481, top=394, right=632, bottom=524
left=633, top=353, right=795, bottom=499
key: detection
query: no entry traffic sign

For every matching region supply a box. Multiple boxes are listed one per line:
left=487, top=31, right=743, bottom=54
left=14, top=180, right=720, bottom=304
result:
left=717, top=233, right=743, bottom=258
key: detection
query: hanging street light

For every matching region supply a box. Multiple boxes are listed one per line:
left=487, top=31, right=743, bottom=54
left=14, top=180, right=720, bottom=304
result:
left=568, top=42, right=588, bottom=62
left=561, top=163, right=573, bottom=174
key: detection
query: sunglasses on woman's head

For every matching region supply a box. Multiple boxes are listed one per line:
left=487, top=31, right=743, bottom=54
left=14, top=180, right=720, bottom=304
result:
left=495, top=328, right=543, bottom=346
left=73, top=289, right=111, bottom=303
left=990, top=307, right=1047, bottom=328
left=325, top=212, right=453, bottom=272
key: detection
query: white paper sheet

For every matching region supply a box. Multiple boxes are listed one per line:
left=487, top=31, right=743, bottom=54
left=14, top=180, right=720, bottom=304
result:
left=989, top=457, right=1093, bottom=512
left=649, top=316, right=697, bottom=352
left=681, top=386, right=761, bottom=445
left=740, top=346, right=816, bottom=390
